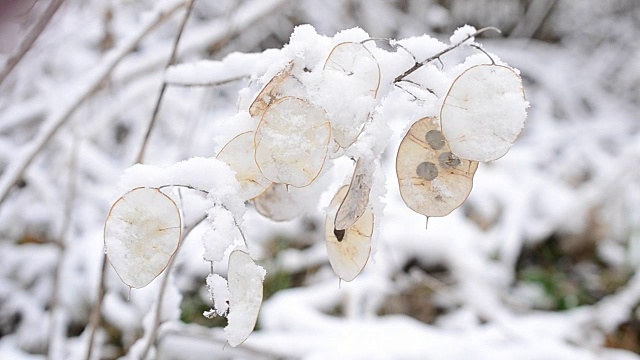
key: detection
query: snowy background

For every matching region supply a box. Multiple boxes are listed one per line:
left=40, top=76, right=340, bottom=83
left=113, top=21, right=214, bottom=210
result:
left=1, top=0, right=640, bottom=359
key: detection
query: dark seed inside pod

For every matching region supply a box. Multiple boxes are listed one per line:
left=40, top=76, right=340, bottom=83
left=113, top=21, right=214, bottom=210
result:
left=425, top=130, right=446, bottom=150
left=416, top=161, right=438, bottom=181
left=438, top=152, right=461, bottom=169
left=334, top=228, right=346, bottom=242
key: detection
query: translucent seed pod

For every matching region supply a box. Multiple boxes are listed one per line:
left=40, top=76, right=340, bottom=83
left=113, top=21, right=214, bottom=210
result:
left=440, top=64, right=528, bottom=162
left=325, top=185, right=373, bottom=282
left=216, top=131, right=271, bottom=201
left=396, top=117, right=479, bottom=217
left=254, top=96, right=331, bottom=188
left=104, top=187, right=181, bottom=289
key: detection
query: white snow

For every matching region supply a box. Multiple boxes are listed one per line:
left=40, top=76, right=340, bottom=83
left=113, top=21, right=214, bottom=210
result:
left=1, top=3, right=640, bottom=360
left=449, top=24, right=478, bottom=46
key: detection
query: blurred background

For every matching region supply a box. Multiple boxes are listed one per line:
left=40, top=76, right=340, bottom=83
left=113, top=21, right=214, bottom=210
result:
left=1, top=0, right=639, bottom=359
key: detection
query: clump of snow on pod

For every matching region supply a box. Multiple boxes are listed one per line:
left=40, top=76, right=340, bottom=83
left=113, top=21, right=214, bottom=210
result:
left=254, top=96, right=331, bottom=188
left=440, top=64, right=528, bottom=162
left=225, top=250, right=265, bottom=347
left=216, top=131, right=272, bottom=201
left=322, top=42, right=381, bottom=148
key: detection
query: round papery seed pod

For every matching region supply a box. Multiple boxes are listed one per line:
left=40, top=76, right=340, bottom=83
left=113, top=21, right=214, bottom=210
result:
left=396, top=117, right=479, bottom=217
left=323, top=42, right=381, bottom=148
left=216, top=131, right=271, bottom=201
left=325, top=185, right=373, bottom=282
left=440, top=64, right=528, bottom=162
left=104, top=187, right=181, bottom=289
left=254, top=96, right=331, bottom=188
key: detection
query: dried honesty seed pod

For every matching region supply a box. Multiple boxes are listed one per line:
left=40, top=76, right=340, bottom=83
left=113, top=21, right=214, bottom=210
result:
left=254, top=96, right=331, bottom=188
left=323, top=42, right=381, bottom=148
left=396, top=117, right=478, bottom=217
left=323, top=42, right=380, bottom=97
left=104, top=187, right=181, bottom=289
left=325, top=185, right=373, bottom=282
left=226, top=250, right=265, bottom=347
left=334, top=157, right=375, bottom=233
left=249, top=61, right=300, bottom=117
left=440, top=64, right=528, bottom=162
left=253, top=184, right=300, bottom=222
left=216, top=131, right=271, bottom=201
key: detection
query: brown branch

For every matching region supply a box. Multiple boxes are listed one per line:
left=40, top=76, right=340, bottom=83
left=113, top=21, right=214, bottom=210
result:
left=394, top=26, right=501, bottom=83
left=0, top=0, right=65, bottom=87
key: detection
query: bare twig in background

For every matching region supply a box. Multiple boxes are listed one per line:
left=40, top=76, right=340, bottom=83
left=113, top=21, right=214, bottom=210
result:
left=78, top=3, right=188, bottom=359
left=510, top=0, right=557, bottom=39
left=136, top=0, right=195, bottom=164
left=47, top=135, right=78, bottom=360
left=0, top=0, right=65, bottom=87
left=0, top=0, right=185, bottom=206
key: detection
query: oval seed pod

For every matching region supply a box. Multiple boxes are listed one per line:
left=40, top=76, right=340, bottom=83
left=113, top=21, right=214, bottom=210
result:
left=216, top=131, right=272, bottom=201
left=325, top=185, right=373, bottom=282
left=334, top=157, right=374, bottom=232
left=252, top=184, right=299, bottom=222
left=440, top=64, right=528, bottom=162
left=396, top=117, right=478, bottom=217
left=225, top=250, right=265, bottom=347
left=249, top=62, right=296, bottom=117
left=324, top=42, right=380, bottom=97
left=254, top=97, right=331, bottom=188
left=104, top=187, right=181, bottom=289
left=323, top=42, right=381, bottom=148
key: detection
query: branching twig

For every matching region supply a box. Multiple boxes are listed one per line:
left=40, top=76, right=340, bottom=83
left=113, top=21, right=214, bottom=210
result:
left=0, top=0, right=65, bottom=87
left=136, top=0, right=195, bottom=164
left=394, top=26, right=501, bottom=83
left=0, top=0, right=186, bottom=206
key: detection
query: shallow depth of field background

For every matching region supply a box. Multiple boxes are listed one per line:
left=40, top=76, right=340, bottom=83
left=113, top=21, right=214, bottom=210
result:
left=1, top=0, right=640, bottom=359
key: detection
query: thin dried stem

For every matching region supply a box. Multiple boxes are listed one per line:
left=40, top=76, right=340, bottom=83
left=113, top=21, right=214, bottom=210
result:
left=139, top=213, right=206, bottom=359
left=164, top=75, right=248, bottom=87
left=133, top=3, right=196, bottom=357
left=82, top=3, right=187, bottom=360
left=136, top=0, right=195, bottom=164
left=85, top=257, right=108, bottom=360
left=47, top=135, right=78, bottom=360
left=0, top=0, right=65, bottom=87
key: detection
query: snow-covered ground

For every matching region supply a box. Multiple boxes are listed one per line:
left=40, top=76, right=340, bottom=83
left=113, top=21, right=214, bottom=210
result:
left=1, top=0, right=639, bottom=359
